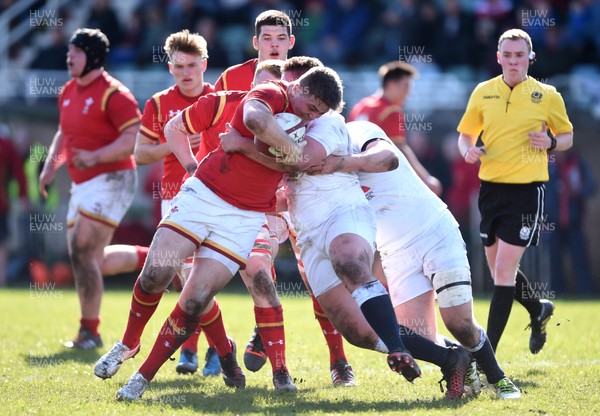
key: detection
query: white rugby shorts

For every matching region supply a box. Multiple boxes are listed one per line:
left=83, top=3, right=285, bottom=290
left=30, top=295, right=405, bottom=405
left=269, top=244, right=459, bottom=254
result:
left=296, top=203, right=376, bottom=297
left=67, top=169, right=137, bottom=228
left=158, top=177, right=266, bottom=274
left=379, top=210, right=471, bottom=307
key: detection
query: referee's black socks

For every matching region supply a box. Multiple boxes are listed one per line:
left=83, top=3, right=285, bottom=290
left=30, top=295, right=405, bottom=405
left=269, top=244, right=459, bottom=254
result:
left=514, top=269, right=543, bottom=317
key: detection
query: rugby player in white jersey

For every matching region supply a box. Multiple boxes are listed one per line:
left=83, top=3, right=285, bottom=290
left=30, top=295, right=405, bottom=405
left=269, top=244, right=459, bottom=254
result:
left=220, top=108, right=472, bottom=399
left=307, top=120, right=521, bottom=399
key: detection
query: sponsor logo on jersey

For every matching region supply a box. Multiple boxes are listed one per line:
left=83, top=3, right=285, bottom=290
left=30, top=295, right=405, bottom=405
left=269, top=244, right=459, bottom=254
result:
left=531, top=91, right=543, bottom=103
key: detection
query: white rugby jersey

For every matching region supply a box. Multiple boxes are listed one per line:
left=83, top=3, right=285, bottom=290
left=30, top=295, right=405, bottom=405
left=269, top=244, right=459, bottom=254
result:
left=346, top=121, right=449, bottom=249
left=284, top=111, right=367, bottom=233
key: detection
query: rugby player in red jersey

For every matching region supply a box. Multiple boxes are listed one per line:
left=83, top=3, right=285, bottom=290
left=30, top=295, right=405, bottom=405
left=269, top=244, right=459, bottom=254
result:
left=39, top=28, right=141, bottom=349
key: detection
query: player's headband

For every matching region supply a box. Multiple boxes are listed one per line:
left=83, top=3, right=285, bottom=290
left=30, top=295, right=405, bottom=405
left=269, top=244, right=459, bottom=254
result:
left=69, top=29, right=109, bottom=76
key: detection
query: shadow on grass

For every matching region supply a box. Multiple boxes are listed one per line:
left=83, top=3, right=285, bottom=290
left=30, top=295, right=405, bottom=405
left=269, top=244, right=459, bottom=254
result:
left=119, top=380, right=469, bottom=414
left=24, top=348, right=102, bottom=366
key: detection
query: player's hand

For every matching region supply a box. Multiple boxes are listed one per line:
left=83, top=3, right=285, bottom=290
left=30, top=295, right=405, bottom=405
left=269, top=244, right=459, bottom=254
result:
left=279, top=140, right=306, bottom=166
left=425, top=175, right=443, bottom=196
left=464, top=146, right=486, bottom=164
left=188, top=133, right=202, bottom=148
left=72, top=148, right=99, bottom=169
left=38, top=168, right=55, bottom=199
left=528, top=121, right=549, bottom=150
left=219, top=124, right=249, bottom=154
left=305, top=155, right=344, bottom=175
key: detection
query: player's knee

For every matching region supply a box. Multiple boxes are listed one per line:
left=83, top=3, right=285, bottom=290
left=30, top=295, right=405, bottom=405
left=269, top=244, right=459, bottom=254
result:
left=332, top=257, right=370, bottom=286
left=433, top=267, right=472, bottom=308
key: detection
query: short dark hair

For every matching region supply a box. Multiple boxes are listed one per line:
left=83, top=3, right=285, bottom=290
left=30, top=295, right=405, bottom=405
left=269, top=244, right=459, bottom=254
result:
left=298, top=66, right=344, bottom=112
left=255, top=10, right=292, bottom=37
left=378, top=61, right=418, bottom=88
left=282, top=56, right=323, bottom=78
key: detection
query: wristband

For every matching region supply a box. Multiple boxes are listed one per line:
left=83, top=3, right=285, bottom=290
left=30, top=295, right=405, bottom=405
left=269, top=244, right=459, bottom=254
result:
left=548, top=136, right=557, bottom=151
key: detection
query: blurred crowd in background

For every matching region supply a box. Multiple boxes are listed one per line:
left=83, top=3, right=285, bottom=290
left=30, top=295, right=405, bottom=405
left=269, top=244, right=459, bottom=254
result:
left=2, top=0, right=598, bottom=77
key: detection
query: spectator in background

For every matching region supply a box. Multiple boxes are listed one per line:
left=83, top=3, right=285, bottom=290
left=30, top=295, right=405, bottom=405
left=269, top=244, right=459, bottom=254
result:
left=315, top=0, right=371, bottom=65
left=135, top=5, right=169, bottom=67
left=109, top=9, right=143, bottom=67
left=291, top=0, right=325, bottom=58
left=0, top=124, right=29, bottom=286
left=528, top=27, right=574, bottom=77
left=195, top=16, right=230, bottom=68
left=434, top=0, right=475, bottom=70
left=166, top=0, right=202, bottom=33
left=30, top=30, right=68, bottom=70
left=87, top=0, right=122, bottom=47
left=546, top=148, right=596, bottom=295
left=380, top=0, right=419, bottom=62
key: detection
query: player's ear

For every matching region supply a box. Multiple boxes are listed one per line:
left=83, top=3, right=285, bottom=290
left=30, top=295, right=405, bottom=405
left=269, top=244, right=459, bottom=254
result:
left=201, top=58, right=207, bottom=72
left=252, top=36, right=259, bottom=51
left=496, top=51, right=501, bottom=65
left=288, top=34, right=296, bottom=50
left=168, top=62, right=173, bottom=75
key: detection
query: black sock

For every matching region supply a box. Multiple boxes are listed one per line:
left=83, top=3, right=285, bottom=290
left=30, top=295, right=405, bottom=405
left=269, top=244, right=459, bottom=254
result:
left=359, top=294, right=406, bottom=352
left=514, top=269, right=543, bottom=317
left=470, top=331, right=505, bottom=384
left=399, top=325, right=451, bottom=368
left=487, top=285, right=515, bottom=351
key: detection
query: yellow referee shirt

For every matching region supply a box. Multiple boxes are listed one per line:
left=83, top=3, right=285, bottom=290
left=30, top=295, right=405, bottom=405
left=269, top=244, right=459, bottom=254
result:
left=457, top=75, right=573, bottom=183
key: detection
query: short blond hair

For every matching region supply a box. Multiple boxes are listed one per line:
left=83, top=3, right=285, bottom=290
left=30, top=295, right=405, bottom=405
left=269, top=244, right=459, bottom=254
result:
left=498, top=29, right=533, bottom=52
left=255, top=59, right=283, bottom=80
left=164, top=29, right=208, bottom=60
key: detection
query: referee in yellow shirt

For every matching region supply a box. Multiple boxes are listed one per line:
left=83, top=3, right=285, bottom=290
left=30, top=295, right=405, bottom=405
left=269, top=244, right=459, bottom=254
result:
left=457, top=29, right=573, bottom=354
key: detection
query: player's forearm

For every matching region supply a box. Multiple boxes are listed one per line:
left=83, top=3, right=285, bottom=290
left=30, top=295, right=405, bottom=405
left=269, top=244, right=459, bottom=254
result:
left=237, top=142, right=289, bottom=172
left=397, top=142, right=431, bottom=181
left=244, top=103, right=300, bottom=155
left=42, top=129, right=66, bottom=173
left=95, top=125, right=138, bottom=163
left=134, top=138, right=171, bottom=165
left=351, top=146, right=398, bottom=173
left=553, top=131, right=573, bottom=152
left=457, top=133, right=478, bottom=159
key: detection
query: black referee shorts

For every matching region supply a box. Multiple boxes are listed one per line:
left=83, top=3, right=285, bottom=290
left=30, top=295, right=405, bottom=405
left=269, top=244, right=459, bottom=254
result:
left=478, top=181, right=546, bottom=247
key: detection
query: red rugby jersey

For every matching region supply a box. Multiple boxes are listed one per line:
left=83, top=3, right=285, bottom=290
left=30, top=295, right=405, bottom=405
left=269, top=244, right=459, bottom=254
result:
left=194, top=81, right=292, bottom=212
left=181, top=90, right=246, bottom=161
left=139, top=83, right=213, bottom=199
left=347, top=94, right=405, bottom=143
left=58, top=71, right=141, bottom=183
left=214, top=58, right=257, bottom=92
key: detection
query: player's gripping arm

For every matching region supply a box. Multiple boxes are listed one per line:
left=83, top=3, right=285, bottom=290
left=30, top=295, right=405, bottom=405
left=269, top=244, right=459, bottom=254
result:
left=39, top=128, right=67, bottom=199
left=243, top=99, right=304, bottom=162
left=164, top=112, right=199, bottom=175
left=219, top=124, right=309, bottom=172
left=305, top=139, right=398, bottom=175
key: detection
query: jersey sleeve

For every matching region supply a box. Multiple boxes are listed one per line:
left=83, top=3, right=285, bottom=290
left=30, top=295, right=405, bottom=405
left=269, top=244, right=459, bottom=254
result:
left=246, top=83, right=287, bottom=115
left=457, top=85, right=484, bottom=136
left=547, top=89, right=573, bottom=136
left=182, top=94, right=220, bottom=135
left=214, top=71, right=227, bottom=92
left=105, top=88, right=141, bottom=132
left=139, top=98, right=160, bottom=141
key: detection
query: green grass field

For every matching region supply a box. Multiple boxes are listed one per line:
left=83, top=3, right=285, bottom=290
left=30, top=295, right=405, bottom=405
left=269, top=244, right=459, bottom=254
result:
left=1, top=286, right=599, bottom=415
